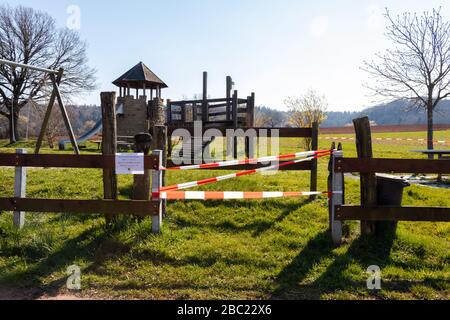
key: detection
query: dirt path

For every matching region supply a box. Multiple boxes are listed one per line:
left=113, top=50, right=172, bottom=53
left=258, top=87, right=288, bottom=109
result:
left=0, top=287, right=90, bottom=300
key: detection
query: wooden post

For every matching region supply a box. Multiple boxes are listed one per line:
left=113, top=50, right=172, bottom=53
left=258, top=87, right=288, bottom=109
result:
left=166, top=99, right=172, bottom=124
left=353, top=117, right=377, bottom=236
left=152, top=126, right=167, bottom=216
left=310, top=122, right=319, bottom=198
left=202, top=72, right=208, bottom=122
left=151, top=98, right=165, bottom=127
left=251, top=92, right=255, bottom=127
left=328, top=143, right=344, bottom=245
left=133, top=133, right=152, bottom=202
left=232, top=90, right=239, bottom=159
left=101, top=92, right=118, bottom=225
left=50, top=73, right=80, bottom=155
left=248, top=93, right=255, bottom=127
left=13, top=148, right=27, bottom=229
left=152, top=150, right=163, bottom=233
left=35, top=68, right=64, bottom=154
left=226, top=76, right=233, bottom=121
left=193, top=103, right=198, bottom=121
left=181, top=103, right=187, bottom=123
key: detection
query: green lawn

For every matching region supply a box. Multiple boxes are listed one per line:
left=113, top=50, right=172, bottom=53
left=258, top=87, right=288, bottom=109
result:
left=0, top=133, right=449, bottom=300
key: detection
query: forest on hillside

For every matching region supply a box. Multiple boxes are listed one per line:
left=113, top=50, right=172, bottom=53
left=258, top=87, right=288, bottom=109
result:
left=255, top=100, right=450, bottom=128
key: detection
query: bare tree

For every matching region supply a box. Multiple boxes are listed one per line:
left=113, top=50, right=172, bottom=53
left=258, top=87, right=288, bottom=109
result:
left=0, top=5, right=96, bottom=143
left=254, top=107, right=272, bottom=127
left=363, top=8, right=450, bottom=155
left=285, top=89, right=328, bottom=150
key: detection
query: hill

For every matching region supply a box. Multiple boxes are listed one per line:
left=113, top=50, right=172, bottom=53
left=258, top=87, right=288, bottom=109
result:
left=256, top=100, right=450, bottom=128
left=323, top=100, right=450, bottom=127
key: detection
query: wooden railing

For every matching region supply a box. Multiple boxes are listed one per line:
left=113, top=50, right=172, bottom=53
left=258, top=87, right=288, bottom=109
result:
left=167, top=91, right=255, bottom=127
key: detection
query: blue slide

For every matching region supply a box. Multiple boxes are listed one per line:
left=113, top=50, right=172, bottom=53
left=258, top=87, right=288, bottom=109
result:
left=58, top=118, right=103, bottom=151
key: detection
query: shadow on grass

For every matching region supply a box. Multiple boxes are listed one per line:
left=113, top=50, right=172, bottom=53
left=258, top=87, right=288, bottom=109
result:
left=171, top=197, right=316, bottom=237
left=1, top=219, right=133, bottom=299
left=272, top=227, right=399, bottom=300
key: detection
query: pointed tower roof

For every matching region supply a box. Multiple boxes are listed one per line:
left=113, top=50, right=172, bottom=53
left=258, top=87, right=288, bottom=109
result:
left=112, top=62, right=168, bottom=89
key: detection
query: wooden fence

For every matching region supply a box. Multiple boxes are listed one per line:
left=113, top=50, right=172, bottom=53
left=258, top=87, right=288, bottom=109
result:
left=333, top=157, right=450, bottom=222
left=328, top=117, right=450, bottom=246
left=0, top=150, right=162, bottom=230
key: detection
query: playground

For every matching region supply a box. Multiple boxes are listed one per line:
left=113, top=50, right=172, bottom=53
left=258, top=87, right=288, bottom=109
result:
left=0, top=60, right=449, bottom=300
left=0, top=132, right=449, bottom=299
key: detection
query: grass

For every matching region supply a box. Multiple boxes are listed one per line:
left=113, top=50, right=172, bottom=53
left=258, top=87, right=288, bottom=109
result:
left=0, top=132, right=449, bottom=300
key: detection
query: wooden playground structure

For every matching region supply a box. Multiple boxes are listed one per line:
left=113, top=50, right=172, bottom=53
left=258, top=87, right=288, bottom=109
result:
left=167, top=72, right=255, bottom=129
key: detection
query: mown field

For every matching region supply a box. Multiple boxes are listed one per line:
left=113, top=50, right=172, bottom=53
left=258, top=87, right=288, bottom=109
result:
left=0, top=131, right=449, bottom=300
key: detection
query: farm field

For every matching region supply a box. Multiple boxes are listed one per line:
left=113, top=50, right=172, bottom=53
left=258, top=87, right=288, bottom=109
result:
left=0, top=130, right=449, bottom=300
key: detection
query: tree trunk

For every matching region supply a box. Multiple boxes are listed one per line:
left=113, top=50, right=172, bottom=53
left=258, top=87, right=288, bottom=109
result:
left=427, top=104, right=434, bottom=160
left=8, top=101, right=21, bottom=144
left=8, top=112, right=16, bottom=143
left=13, top=110, right=20, bottom=142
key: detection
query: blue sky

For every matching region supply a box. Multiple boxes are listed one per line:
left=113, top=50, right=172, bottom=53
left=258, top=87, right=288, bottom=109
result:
left=4, top=0, right=450, bottom=111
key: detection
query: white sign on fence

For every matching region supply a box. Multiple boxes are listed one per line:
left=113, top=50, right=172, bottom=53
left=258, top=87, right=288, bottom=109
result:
left=115, top=153, right=144, bottom=175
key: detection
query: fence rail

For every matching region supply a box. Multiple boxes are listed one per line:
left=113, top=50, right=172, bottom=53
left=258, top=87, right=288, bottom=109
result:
left=167, top=126, right=314, bottom=138
left=0, top=198, right=159, bottom=216
left=0, top=153, right=158, bottom=169
left=335, top=158, right=450, bottom=174
left=335, top=205, right=450, bottom=222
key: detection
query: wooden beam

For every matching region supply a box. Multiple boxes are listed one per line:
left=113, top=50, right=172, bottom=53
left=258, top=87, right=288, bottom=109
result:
left=226, top=76, right=232, bottom=121
left=353, top=117, right=377, bottom=236
left=35, top=68, right=64, bottom=154
left=165, top=160, right=313, bottom=171
left=133, top=134, right=153, bottom=202
left=50, top=73, right=80, bottom=155
left=167, top=126, right=313, bottom=138
left=101, top=92, right=118, bottom=224
left=0, top=153, right=158, bottom=169
left=336, top=206, right=450, bottom=222
left=202, top=72, right=208, bottom=122
left=336, top=158, right=450, bottom=174
left=0, top=198, right=159, bottom=217
left=310, top=122, right=319, bottom=197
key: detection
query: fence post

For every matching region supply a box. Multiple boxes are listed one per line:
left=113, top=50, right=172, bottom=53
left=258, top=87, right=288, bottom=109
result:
left=328, top=143, right=343, bottom=245
left=166, top=99, right=172, bottom=124
left=101, top=92, right=118, bottom=225
left=232, top=90, right=239, bottom=159
left=310, top=122, right=319, bottom=199
left=152, top=126, right=167, bottom=216
left=353, top=117, right=377, bottom=236
left=202, top=72, right=208, bottom=122
left=13, top=148, right=27, bottom=229
left=133, top=133, right=153, bottom=202
left=152, top=150, right=163, bottom=233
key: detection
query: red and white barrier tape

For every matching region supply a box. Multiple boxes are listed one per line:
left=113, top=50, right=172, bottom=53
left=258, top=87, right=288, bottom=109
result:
left=323, top=136, right=448, bottom=144
left=164, top=150, right=331, bottom=171
left=156, top=191, right=340, bottom=200
left=160, top=152, right=331, bottom=193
